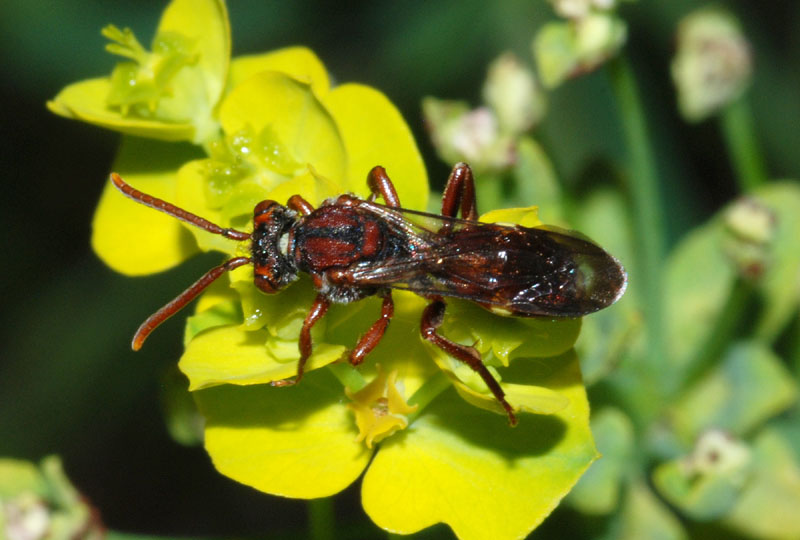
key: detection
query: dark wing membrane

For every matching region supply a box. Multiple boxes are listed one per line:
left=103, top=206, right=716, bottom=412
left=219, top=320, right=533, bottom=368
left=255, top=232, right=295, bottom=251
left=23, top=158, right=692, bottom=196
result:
left=349, top=203, right=627, bottom=317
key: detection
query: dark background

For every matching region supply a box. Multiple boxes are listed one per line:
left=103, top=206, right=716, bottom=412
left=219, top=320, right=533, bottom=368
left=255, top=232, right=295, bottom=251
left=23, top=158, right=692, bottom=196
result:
left=1, top=1, right=799, bottom=537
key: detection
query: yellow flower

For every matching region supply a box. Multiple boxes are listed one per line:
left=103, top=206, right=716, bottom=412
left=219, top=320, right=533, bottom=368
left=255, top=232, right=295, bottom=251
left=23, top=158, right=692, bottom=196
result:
left=48, top=2, right=598, bottom=537
left=346, top=365, right=420, bottom=448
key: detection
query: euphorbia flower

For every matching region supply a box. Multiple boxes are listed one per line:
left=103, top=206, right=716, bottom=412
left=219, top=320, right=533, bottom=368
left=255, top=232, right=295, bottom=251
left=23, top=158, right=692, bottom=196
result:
left=48, top=1, right=598, bottom=537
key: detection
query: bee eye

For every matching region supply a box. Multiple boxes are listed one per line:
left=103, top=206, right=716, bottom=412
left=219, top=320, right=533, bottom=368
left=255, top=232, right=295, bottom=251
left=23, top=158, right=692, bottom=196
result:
left=254, top=200, right=279, bottom=218
left=254, top=273, right=280, bottom=293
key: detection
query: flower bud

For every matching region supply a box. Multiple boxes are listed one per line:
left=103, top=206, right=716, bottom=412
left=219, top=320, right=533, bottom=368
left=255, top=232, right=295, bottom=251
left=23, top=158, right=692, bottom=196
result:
left=722, top=197, right=776, bottom=280
left=422, top=98, right=516, bottom=173
left=533, top=13, right=627, bottom=88
left=681, top=429, right=751, bottom=477
left=483, top=52, right=546, bottom=135
left=671, top=9, right=752, bottom=122
left=548, top=0, right=617, bottom=19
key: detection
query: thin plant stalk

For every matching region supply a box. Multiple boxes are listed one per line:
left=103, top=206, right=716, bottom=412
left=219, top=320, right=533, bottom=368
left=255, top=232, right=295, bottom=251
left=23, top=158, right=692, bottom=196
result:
left=608, top=56, right=668, bottom=412
left=309, top=497, right=336, bottom=540
left=719, top=96, right=768, bottom=192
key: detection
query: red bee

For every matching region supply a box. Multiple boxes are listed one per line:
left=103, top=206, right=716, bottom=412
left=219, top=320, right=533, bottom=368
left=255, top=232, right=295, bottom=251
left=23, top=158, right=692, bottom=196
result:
left=111, top=163, right=626, bottom=425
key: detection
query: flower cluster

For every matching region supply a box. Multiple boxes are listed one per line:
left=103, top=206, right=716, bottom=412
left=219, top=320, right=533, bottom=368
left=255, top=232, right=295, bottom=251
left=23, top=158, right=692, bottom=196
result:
left=534, top=0, right=629, bottom=88
left=49, top=1, right=597, bottom=537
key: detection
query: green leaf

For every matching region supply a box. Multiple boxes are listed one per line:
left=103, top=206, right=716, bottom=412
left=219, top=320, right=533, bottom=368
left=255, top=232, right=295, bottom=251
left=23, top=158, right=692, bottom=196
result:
left=669, top=341, right=797, bottom=444
left=571, top=187, right=638, bottom=386
left=664, top=182, right=800, bottom=386
left=532, top=15, right=627, bottom=89
left=751, top=181, right=800, bottom=341
left=653, top=430, right=752, bottom=520
left=0, top=457, right=102, bottom=539
left=617, top=481, right=687, bottom=540
left=664, top=212, right=735, bottom=375
left=0, top=459, right=45, bottom=497
left=362, top=352, right=597, bottom=540
left=567, top=407, right=635, bottom=514
left=723, top=429, right=800, bottom=538
left=532, top=22, right=578, bottom=89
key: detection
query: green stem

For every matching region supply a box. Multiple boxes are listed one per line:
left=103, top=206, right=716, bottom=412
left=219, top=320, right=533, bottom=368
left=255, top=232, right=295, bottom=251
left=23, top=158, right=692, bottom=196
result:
left=309, top=497, right=336, bottom=540
left=607, top=57, right=668, bottom=404
left=789, top=315, right=800, bottom=380
left=719, top=97, right=768, bottom=192
left=407, top=371, right=451, bottom=424
left=328, top=362, right=367, bottom=392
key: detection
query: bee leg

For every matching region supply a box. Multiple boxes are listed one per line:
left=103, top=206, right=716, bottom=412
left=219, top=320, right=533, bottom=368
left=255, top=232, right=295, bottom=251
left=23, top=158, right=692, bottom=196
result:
left=272, top=294, right=330, bottom=387
left=349, top=290, right=394, bottom=366
left=420, top=298, right=517, bottom=426
left=366, top=166, right=402, bottom=208
left=440, top=163, right=477, bottom=221
left=287, top=194, right=315, bottom=215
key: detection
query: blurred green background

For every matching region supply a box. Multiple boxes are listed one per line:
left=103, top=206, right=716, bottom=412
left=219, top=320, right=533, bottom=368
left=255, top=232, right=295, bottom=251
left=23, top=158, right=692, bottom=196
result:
left=2, top=1, right=800, bottom=537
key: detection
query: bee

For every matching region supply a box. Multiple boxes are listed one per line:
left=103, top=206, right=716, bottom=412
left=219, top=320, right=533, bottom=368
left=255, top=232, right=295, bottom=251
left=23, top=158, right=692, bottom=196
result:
left=112, top=163, right=626, bottom=425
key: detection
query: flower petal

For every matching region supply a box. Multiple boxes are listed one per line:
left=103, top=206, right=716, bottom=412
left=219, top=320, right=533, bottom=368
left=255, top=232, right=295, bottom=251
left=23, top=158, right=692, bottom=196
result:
left=196, top=369, right=372, bottom=499
left=362, top=350, right=597, bottom=539
left=219, top=71, right=346, bottom=186
left=91, top=137, right=202, bottom=275
left=158, top=0, right=230, bottom=109
left=180, top=324, right=344, bottom=389
left=479, top=205, right=542, bottom=228
left=174, top=159, right=233, bottom=254
left=453, top=379, right=570, bottom=417
left=324, top=84, right=428, bottom=209
left=48, top=0, right=229, bottom=143
left=228, top=47, right=330, bottom=97
left=48, top=78, right=195, bottom=141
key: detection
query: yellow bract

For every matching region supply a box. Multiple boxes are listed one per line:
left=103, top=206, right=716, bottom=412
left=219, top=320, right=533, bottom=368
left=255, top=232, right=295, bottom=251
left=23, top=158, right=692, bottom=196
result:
left=48, top=0, right=229, bottom=143
left=180, top=325, right=344, bottom=390
left=91, top=137, right=201, bottom=275
left=57, top=2, right=598, bottom=536
left=218, top=71, right=346, bottom=187
left=89, top=42, right=427, bottom=285
left=227, top=47, right=330, bottom=97
left=362, top=351, right=598, bottom=540
left=479, top=205, right=542, bottom=227
left=47, top=78, right=196, bottom=141
left=453, top=379, right=570, bottom=417
left=196, top=371, right=371, bottom=499
left=323, top=84, right=428, bottom=209
left=158, top=0, right=230, bottom=107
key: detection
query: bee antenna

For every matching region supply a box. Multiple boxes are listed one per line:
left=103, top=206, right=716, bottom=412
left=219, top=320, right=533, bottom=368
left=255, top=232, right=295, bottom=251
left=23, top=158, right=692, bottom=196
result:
left=110, top=173, right=250, bottom=241
left=132, top=256, right=251, bottom=350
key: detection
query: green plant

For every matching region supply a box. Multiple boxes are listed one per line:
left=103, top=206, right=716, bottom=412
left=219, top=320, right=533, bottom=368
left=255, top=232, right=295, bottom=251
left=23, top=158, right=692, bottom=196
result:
left=7, top=1, right=797, bottom=539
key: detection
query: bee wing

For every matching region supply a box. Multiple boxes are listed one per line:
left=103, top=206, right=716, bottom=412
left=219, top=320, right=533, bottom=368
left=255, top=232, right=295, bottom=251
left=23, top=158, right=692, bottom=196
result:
left=350, top=203, right=627, bottom=317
